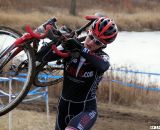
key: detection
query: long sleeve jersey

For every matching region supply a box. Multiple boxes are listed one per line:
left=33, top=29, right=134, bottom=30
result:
left=36, top=40, right=110, bottom=102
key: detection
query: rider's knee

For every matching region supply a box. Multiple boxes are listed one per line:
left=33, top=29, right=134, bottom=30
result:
left=65, top=126, right=77, bottom=130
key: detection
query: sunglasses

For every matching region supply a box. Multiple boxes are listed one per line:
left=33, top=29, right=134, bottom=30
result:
left=88, top=34, right=104, bottom=46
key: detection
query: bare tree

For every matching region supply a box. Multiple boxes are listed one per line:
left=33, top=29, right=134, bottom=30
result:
left=0, top=0, right=13, bottom=8
left=70, top=0, right=76, bottom=16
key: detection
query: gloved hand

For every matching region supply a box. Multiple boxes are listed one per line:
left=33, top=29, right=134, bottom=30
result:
left=62, top=38, right=83, bottom=51
left=59, top=26, right=72, bottom=33
left=47, top=28, right=59, bottom=43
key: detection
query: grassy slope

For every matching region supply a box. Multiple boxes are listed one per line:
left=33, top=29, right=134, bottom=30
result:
left=0, top=0, right=160, bottom=31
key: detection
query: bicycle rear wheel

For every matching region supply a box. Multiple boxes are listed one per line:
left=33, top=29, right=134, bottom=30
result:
left=33, top=61, right=63, bottom=87
left=0, top=27, right=35, bottom=116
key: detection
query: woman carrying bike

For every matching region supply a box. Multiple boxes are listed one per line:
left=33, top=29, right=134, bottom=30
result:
left=37, top=16, right=118, bottom=130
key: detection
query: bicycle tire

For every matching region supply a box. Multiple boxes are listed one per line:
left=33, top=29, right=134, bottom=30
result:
left=33, top=63, right=63, bottom=87
left=0, top=27, right=36, bottom=116
left=0, top=26, right=22, bottom=37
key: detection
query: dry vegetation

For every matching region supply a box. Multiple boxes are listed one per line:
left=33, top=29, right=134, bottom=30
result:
left=0, top=1, right=160, bottom=129
left=97, top=67, right=160, bottom=108
left=0, top=0, right=160, bottom=31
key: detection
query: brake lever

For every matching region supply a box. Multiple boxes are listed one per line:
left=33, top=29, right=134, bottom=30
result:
left=25, top=25, right=52, bottom=39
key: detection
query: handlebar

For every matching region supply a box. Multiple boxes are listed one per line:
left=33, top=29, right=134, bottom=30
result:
left=25, top=24, right=52, bottom=39
left=21, top=15, right=98, bottom=58
left=15, top=24, right=53, bottom=47
left=24, top=25, right=70, bottom=58
left=25, top=14, right=99, bottom=40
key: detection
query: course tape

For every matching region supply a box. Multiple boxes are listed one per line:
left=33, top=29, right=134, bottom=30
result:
left=1, top=68, right=160, bottom=98
left=0, top=72, right=63, bottom=102
left=108, top=69, right=160, bottom=92
left=23, top=92, right=47, bottom=102
left=38, top=74, right=63, bottom=79
left=0, top=76, right=50, bottom=99
left=110, top=69, right=160, bottom=76
left=0, top=90, right=16, bottom=98
left=27, top=87, right=42, bottom=95
left=0, top=77, right=10, bottom=82
left=112, top=80, right=160, bottom=92
left=0, top=72, right=63, bottom=79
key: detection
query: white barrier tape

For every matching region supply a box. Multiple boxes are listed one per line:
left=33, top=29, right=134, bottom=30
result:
left=23, top=93, right=46, bottom=102
left=0, top=77, right=10, bottom=82
left=0, top=78, right=45, bottom=98
left=0, top=90, right=16, bottom=98
left=27, top=87, right=42, bottom=95
left=0, top=90, right=11, bottom=96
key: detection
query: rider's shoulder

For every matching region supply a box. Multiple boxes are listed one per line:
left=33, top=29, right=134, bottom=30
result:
left=96, top=49, right=109, bottom=57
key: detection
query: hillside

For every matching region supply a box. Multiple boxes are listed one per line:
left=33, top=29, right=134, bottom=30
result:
left=0, top=0, right=160, bottom=31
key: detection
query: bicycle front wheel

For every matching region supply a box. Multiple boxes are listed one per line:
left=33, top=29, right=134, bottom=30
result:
left=0, top=27, right=35, bottom=116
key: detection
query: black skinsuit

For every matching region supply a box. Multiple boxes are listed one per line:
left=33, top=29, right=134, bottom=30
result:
left=36, top=39, right=110, bottom=130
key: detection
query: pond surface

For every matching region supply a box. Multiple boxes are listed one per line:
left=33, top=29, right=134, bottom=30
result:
left=105, top=31, right=160, bottom=73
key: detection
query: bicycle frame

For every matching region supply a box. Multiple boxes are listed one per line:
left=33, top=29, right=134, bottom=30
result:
left=0, top=15, right=100, bottom=116
left=0, top=14, right=98, bottom=71
left=0, top=17, right=99, bottom=78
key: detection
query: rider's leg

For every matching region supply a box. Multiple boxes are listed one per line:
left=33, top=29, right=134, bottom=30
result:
left=65, top=126, right=77, bottom=130
left=66, top=110, right=98, bottom=130
left=55, top=98, right=69, bottom=130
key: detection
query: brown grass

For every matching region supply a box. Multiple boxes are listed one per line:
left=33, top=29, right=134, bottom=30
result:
left=0, top=110, right=56, bottom=130
left=0, top=0, right=160, bottom=31
left=96, top=68, right=160, bottom=109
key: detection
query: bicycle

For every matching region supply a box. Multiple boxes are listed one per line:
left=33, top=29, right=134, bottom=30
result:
left=0, top=15, right=100, bottom=116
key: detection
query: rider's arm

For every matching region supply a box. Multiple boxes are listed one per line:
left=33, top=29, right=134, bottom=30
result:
left=63, top=38, right=110, bottom=72
left=81, top=49, right=110, bottom=73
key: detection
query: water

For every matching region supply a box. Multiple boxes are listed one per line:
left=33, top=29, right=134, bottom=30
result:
left=105, top=31, right=160, bottom=73
left=105, top=31, right=160, bottom=85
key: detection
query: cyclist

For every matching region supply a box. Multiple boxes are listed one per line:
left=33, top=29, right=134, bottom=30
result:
left=37, top=16, right=118, bottom=130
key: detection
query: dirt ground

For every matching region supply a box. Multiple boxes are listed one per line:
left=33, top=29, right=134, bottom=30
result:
left=0, top=101, right=160, bottom=130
